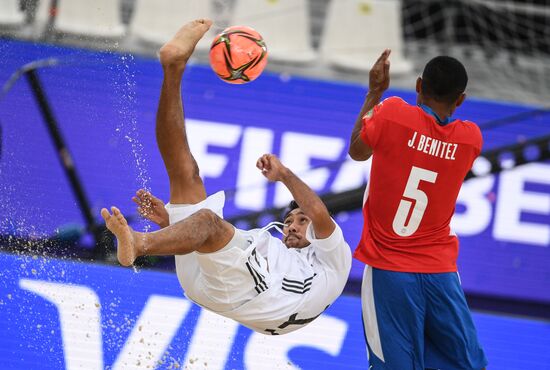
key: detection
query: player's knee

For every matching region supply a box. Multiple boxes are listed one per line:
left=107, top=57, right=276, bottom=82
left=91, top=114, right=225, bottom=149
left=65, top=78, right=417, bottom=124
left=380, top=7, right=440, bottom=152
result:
left=194, top=209, right=231, bottom=249
left=170, top=159, right=201, bottom=182
left=194, top=209, right=222, bottom=229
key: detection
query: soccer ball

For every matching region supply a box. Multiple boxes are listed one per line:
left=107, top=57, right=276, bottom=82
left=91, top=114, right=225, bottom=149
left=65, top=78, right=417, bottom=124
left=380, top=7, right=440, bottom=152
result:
left=209, top=26, right=268, bottom=84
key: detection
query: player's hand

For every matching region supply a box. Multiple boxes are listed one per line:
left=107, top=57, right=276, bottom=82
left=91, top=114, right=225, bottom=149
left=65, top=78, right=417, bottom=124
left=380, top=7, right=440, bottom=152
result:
left=132, top=189, right=169, bottom=228
left=256, top=154, right=289, bottom=182
left=369, top=49, right=391, bottom=94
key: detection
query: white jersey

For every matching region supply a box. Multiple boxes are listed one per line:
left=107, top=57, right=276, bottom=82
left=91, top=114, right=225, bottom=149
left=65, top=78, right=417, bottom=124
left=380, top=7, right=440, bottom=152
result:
left=167, top=191, right=352, bottom=335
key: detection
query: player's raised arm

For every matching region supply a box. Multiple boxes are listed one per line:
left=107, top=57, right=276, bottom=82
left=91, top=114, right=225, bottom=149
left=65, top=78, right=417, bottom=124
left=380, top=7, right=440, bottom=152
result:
left=348, top=49, right=391, bottom=161
left=256, top=154, right=335, bottom=239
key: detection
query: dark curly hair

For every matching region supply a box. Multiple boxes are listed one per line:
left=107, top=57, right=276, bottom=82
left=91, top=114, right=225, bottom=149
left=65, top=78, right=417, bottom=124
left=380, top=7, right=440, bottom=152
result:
left=421, top=56, right=468, bottom=104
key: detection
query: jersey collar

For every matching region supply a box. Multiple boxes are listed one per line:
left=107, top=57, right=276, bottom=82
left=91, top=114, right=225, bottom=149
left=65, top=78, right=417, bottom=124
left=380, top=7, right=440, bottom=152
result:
left=418, top=103, right=452, bottom=126
left=295, top=244, right=314, bottom=260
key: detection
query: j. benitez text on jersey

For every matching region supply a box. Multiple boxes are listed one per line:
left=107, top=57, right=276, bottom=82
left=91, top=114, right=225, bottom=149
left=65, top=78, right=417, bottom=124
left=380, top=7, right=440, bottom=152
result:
left=407, top=131, right=458, bottom=160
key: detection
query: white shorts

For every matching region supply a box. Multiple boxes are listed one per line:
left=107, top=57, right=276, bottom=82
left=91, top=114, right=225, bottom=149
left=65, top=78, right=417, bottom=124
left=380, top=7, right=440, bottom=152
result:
left=166, top=191, right=270, bottom=313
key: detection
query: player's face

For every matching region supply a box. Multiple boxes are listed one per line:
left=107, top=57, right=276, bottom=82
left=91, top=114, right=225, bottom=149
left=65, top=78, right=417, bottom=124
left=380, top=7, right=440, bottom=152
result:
left=282, top=208, right=312, bottom=249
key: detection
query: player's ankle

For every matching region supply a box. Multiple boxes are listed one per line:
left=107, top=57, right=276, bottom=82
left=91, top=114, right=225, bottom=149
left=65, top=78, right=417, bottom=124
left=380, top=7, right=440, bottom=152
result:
left=134, top=231, right=147, bottom=258
left=159, top=46, right=189, bottom=69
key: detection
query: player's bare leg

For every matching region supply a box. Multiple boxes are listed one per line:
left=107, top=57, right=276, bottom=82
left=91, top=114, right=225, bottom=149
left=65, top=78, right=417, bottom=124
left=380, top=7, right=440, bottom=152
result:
left=101, top=206, right=234, bottom=266
left=157, top=19, right=213, bottom=205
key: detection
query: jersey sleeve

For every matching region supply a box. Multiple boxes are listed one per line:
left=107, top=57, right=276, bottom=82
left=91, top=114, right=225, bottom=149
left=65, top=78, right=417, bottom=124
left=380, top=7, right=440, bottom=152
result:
left=306, top=220, right=352, bottom=274
left=360, top=97, right=393, bottom=150
left=463, top=120, right=484, bottom=163
left=472, top=123, right=483, bottom=157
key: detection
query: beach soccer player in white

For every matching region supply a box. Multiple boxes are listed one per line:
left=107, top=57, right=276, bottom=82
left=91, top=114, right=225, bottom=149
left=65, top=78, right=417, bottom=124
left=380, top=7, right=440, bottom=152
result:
left=101, top=19, right=352, bottom=335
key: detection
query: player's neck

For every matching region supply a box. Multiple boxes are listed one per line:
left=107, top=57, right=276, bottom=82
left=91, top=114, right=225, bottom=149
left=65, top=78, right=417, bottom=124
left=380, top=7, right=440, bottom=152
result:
left=418, top=100, right=453, bottom=125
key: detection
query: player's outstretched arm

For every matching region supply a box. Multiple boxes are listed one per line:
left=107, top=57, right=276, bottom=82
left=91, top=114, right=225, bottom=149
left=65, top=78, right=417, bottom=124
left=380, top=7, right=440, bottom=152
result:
left=348, top=49, right=391, bottom=161
left=132, top=189, right=170, bottom=228
left=257, top=154, right=335, bottom=239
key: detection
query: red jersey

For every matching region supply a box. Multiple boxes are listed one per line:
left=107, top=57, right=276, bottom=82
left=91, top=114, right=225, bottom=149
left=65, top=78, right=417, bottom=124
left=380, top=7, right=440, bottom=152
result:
left=354, top=96, right=482, bottom=273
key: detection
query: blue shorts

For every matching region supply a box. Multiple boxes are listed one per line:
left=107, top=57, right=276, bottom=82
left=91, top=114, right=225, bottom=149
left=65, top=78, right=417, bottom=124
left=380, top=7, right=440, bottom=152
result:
left=361, top=266, right=487, bottom=370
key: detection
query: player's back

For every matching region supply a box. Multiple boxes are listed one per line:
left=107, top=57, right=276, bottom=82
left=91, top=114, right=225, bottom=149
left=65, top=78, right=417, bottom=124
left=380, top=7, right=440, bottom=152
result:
left=355, top=96, right=482, bottom=272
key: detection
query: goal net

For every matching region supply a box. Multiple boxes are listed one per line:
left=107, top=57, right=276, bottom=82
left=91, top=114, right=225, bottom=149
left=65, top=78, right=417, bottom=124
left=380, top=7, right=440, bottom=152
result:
left=401, top=0, right=550, bottom=106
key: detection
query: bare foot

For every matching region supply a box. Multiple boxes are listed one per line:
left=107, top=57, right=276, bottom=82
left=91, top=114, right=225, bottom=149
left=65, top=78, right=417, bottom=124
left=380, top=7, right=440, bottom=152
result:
left=101, top=206, right=141, bottom=266
left=159, top=19, right=213, bottom=69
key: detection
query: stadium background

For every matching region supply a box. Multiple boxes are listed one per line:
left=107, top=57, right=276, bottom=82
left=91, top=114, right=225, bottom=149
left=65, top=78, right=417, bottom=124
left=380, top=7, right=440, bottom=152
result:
left=0, top=0, right=549, bottom=369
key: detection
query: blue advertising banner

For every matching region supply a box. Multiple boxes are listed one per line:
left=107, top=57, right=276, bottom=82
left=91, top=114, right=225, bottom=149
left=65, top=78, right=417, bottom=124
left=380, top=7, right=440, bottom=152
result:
left=0, top=40, right=549, bottom=305
left=0, top=253, right=549, bottom=369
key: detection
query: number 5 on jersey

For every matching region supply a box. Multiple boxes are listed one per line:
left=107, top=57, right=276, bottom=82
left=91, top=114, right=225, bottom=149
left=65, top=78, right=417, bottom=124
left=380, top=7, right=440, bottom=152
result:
left=392, top=166, right=438, bottom=237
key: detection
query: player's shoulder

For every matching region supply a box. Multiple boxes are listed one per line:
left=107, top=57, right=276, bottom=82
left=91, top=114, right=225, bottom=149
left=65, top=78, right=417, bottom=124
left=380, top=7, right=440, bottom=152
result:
left=368, top=96, right=413, bottom=123
left=454, top=119, right=483, bottom=145
left=378, top=96, right=411, bottom=112
left=460, top=119, right=481, bottom=133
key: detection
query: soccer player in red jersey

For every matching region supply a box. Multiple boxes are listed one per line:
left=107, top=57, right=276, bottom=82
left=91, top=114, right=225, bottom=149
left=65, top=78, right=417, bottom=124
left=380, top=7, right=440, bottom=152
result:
left=348, top=50, right=487, bottom=369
